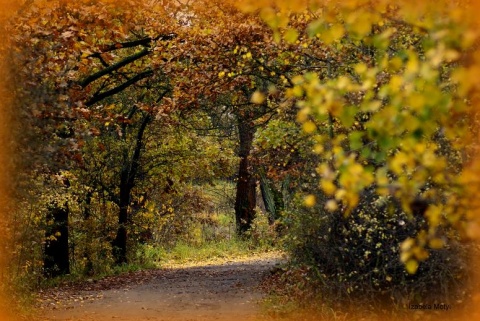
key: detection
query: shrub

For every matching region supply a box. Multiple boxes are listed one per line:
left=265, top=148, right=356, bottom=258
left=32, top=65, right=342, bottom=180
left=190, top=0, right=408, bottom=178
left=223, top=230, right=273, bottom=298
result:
left=282, top=188, right=474, bottom=312
left=245, top=208, right=278, bottom=249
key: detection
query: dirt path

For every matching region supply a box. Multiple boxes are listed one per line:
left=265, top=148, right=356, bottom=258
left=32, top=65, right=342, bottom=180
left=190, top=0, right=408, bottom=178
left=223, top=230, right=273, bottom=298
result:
left=38, top=252, right=283, bottom=321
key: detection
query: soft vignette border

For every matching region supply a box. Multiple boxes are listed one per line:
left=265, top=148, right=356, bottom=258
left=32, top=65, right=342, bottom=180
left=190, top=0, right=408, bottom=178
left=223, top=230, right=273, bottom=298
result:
left=0, top=2, right=20, bottom=321
left=0, top=0, right=479, bottom=320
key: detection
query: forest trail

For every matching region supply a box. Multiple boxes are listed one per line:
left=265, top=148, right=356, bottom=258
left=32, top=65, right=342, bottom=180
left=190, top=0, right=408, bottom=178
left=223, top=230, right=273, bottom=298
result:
left=38, top=252, right=284, bottom=321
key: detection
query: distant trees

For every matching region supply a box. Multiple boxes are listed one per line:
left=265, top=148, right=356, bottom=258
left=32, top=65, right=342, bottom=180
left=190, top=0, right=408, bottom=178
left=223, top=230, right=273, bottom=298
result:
left=178, top=0, right=307, bottom=233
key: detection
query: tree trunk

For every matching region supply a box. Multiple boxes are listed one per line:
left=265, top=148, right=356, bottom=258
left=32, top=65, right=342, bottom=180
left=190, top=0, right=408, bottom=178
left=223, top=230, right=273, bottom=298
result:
left=234, top=119, right=256, bottom=235
left=112, top=112, right=151, bottom=264
left=112, top=182, right=130, bottom=264
left=83, top=190, right=94, bottom=275
left=44, top=202, right=70, bottom=277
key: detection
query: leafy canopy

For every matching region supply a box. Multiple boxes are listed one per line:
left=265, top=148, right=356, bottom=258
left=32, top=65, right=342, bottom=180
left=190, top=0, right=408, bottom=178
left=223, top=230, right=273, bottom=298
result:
left=237, top=0, right=480, bottom=273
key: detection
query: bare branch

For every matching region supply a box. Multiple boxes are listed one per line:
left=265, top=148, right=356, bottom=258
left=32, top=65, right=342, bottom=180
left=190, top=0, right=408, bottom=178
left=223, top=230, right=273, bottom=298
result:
left=85, top=70, right=154, bottom=106
left=80, top=48, right=151, bottom=88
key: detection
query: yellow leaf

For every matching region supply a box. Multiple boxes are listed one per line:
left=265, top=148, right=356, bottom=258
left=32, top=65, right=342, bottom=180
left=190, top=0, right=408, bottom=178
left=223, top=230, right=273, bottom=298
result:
left=400, top=251, right=411, bottom=263
left=389, top=75, right=403, bottom=92
left=389, top=57, right=403, bottom=72
left=348, top=14, right=372, bottom=38
left=354, top=63, right=368, bottom=75
left=321, top=180, right=337, bottom=196
left=325, top=200, right=338, bottom=211
left=348, top=163, right=364, bottom=176
left=390, top=151, right=409, bottom=175
left=406, top=53, right=419, bottom=75
left=304, top=194, right=316, bottom=207
left=428, top=238, right=444, bottom=249
left=375, top=167, right=389, bottom=186
left=291, top=85, right=304, bottom=97
left=408, top=93, right=426, bottom=111
left=330, top=23, right=345, bottom=42
left=292, top=75, right=305, bottom=85
left=335, top=188, right=346, bottom=201
left=321, top=23, right=345, bottom=44
left=400, top=237, right=415, bottom=252
left=412, top=246, right=429, bottom=260
left=405, top=259, right=419, bottom=274
left=344, top=192, right=359, bottom=208
left=296, top=107, right=310, bottom=122
left=313, top=144, right=324, bottom=154
left=337, top=76, right=351, bottom=90
left=425, top=205, right=442, bottom=227
left=361, top=100, right=382, bottom=112
left=303, top=121, right=316, bottom=133
left=251, top=91, right=266, bottom=104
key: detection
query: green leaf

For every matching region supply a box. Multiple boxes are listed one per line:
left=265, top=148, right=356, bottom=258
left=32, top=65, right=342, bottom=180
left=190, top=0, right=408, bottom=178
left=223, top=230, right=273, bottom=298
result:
left=339, top=106, right=357, bottom=127
left=307, top=19, right=324, bottom=38
left=284, top=28, right=299, bottom=43
left=349, top=131, right=364, bottom=150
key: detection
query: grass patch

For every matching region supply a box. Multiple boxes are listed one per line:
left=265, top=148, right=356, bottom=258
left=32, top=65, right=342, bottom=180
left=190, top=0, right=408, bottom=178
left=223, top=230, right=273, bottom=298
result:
left=143, top=237, right=275, bottom=268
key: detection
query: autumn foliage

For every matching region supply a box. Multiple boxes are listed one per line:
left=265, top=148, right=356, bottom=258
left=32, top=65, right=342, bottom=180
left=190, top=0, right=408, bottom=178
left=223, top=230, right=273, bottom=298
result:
left=1, top=0, right=480, bottom=319
left=237, top=0, right=480, bottom=317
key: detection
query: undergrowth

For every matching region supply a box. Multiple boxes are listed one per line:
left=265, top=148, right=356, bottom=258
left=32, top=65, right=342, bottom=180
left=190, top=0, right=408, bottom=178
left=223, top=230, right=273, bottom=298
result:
left=259, top=189, right=478, bottom=321
left=141, top=236, right=275, bottom=267
left=261, top=256, right=477, bottom=321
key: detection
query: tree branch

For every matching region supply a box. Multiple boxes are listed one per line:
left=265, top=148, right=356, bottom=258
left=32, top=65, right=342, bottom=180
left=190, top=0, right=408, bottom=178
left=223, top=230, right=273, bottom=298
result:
left=93, top=34, right=176, bottom=54
left=85, top=70, right=154, bottom=106
left=80, top=48, right=151, bottom=88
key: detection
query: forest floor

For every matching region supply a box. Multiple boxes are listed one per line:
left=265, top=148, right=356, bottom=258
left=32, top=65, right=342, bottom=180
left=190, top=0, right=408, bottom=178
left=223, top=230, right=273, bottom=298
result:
left=36, top=251, right=285, bottom=321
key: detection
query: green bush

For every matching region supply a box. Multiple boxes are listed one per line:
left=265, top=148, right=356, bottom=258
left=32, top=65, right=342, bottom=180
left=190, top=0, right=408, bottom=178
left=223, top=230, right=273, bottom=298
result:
left=245, top=208, right=278, bottom=250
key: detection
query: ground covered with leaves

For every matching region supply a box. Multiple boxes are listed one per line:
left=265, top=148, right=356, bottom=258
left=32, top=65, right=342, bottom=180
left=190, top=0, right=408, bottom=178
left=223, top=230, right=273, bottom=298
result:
left=36, top=251, right=284, bottom=321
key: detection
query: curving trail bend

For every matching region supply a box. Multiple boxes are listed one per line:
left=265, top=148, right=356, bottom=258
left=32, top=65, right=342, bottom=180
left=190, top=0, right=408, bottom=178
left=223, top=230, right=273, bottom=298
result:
left=39, top=252, right=283, bottom=321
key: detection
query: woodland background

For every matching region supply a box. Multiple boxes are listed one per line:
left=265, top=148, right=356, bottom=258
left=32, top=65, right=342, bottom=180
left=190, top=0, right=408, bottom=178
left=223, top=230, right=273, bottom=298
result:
left=0, top=0, right=480, bottom=320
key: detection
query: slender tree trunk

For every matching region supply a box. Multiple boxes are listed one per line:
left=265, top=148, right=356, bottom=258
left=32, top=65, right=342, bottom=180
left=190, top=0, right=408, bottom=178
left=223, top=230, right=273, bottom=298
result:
left=83, top=190, right=94, bottom=275
left=234, top=119, right=256, bottom=235
left=112, top=112, right=151, bottom=264
left=44, top=202, right=70, bottom=277
left=112, top=179, right=131, bottom=264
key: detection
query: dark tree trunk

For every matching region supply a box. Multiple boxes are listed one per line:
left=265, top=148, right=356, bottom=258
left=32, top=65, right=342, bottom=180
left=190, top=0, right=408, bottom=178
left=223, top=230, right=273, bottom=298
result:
left=44, top=202, right=70, bottom=277
left=82, top=191, right=94, bottom=275
left=112, top=184, right=130, bottom=264
left=234, top=119, right=256, bottom=235
left=112, top=113, right=151, bottom=264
